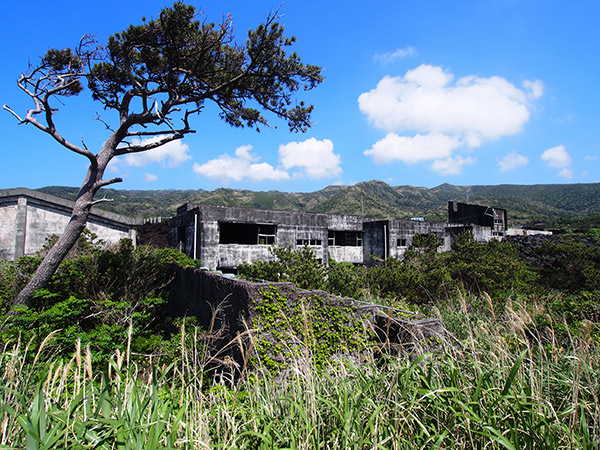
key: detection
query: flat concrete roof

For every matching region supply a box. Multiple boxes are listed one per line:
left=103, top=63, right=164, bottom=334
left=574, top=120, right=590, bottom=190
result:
left=0, top=188, right=142, bottom=226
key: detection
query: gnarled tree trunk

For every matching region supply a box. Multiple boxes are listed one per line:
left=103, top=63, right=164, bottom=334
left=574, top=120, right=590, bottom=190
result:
left=13, top=190, right=95, bottom=307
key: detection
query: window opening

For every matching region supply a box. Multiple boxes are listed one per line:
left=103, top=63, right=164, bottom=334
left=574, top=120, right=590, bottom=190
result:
left=328, top=230, right=362, bottom=247
left=219, top=222, right=276, bottom=245
left=297, top=238, right=322, bottom=246
left=177, top=225, right=187, bottom=253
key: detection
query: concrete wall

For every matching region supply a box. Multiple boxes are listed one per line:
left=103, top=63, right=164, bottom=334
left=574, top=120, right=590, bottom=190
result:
left=0, top=188, right=140, bottom=260
left=170, top=205, right=335, bottom=269
left=329, top=246, right=363, bottom=264
left=168, top=267, right=448, bottom=374
left=448, top=201, right=507, bottom=237
left=169, top=203, right=505, bottom=269
left=0, top=201, right=18, bottom=260
left=363, top=219, right=467, bottom=265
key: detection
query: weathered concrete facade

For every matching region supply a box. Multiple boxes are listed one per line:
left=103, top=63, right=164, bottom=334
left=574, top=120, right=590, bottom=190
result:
left=169, top=204, right=333, bottom=269
left=169, top=202, right=502, bottom=270
left=448, top=201, right=507, bottom=238
left=0, top=188, right=141, bottom=260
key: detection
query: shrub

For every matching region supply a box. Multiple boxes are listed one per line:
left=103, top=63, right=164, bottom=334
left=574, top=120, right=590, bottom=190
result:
left=239, top=246, right=327, bottom=290
left=326, top=259, right=366, bottom=299
left=0, top=241, right=199, bottom=362
left=447, top=235, right=537, bottom=300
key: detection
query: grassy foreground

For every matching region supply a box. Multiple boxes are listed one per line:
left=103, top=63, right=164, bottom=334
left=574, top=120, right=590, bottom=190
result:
left=0, top=294, right=598, bottom=449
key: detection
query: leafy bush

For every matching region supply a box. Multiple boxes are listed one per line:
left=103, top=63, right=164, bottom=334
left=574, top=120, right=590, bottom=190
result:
left=1, top=241, right=200, bottom=362
left=523, top=235, right=600, bottom=292
left=447, top=233, right=538, bottom=300
left=326, top=259, right=366, bottom=299
left=239, top=246, right=327, bottom=290
left=367, top=253, right=452, bottom=304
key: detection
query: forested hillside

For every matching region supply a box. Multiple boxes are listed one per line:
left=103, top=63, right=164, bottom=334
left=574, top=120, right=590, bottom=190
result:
left=38, top=180, right=600, bottom=228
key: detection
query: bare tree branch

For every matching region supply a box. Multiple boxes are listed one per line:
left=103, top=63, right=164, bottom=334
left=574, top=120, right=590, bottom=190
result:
left=94, top=177, right=123, bottom=189
left=90, top=197, right=114, bottom=206
left=115, top=132, right=193, bottom=156
left=2, top=105, right=24, bottom=123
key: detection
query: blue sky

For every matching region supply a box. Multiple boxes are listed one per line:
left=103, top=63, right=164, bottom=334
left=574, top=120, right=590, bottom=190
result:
left=1, top=0, right=599, bottom=193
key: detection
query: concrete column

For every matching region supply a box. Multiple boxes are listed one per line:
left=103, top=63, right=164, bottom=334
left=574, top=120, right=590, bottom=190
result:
left=14, top=197, right=28, bottom=258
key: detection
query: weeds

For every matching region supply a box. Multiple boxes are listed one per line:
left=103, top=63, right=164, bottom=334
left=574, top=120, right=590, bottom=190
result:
left=0, top=292, right=597, bottom=449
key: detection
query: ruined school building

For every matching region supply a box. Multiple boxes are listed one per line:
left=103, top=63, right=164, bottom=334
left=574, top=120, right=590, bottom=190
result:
left=0, top=188, right=140, bottom=261
left=0, top=187, right=507, bottom=268
left=168, top=201, right=507, bottom=271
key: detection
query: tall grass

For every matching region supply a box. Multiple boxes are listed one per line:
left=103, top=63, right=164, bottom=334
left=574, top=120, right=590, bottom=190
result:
left=0, top=294, right=598, bottom=449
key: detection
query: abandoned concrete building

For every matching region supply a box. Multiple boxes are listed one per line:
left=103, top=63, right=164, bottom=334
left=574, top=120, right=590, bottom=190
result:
left=0, top=188, right=141, bottom=261
left=448, top=201, right=507, bottom=239
left=168, top=201, right=506, bottom=271
left=0, top=186, right=507, bottom=269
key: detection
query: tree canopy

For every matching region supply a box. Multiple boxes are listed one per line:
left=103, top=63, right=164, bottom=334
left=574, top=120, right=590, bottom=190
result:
left=4, top=2, right=323, bottom=307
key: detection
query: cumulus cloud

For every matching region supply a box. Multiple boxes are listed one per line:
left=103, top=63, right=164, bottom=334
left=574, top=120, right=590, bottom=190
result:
left=118, top=137, right=192, bottom=168
left=359, top=65, right=541, bottom=170
left=364, top=133, right=460, bottom=164
left=498, top=151, right=529, bottom=172
left=359, top=65, right=535, bottom=144
left=541, top=145, right=571, bottom=168
left=541, top=145, right=573, bottom=179
left=193, top=145, right=290, bottom=182
left=144, top=173, right=158, bottom=182
left=558, top=168, right=573, bottom=180
left=523, top=79, right=544, bottom=99
left=374, top=46, right=417, bottom=63
left=429, top=156, right=476, bottom=175
left=279, top=138, right=342, bottom=179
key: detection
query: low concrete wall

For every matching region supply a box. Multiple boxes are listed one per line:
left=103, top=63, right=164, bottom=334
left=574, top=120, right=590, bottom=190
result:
left=168, top=267, right=447, bottom=374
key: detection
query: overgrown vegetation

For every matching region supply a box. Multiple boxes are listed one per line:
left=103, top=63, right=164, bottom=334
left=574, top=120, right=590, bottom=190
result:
left=251, top=286, right=372, bottom=373
left=0, top=231, right=599, bottom=447
left=0, top=233, right=200, bottom=364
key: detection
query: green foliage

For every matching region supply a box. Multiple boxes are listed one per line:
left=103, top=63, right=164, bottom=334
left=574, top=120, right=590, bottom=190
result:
left=520, top=234, right=600, bottom=292
left=0, top=242, right=199, bottom=363
left=86, top=1, right=323, bottom=133
left=239, top=246, right=327, bottom=290
left=411, top=232, right=443, bottom=251
left=448, top=235, right=538, bottom=301
left=367, top=253, right=452, bottom=304
left=252, top=286, right=371, bottom=373
left=326, top=259, right=366, bottom=299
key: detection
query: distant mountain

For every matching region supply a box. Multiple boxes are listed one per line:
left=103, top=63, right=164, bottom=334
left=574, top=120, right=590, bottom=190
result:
left=37, top=180, right=600, bottom=229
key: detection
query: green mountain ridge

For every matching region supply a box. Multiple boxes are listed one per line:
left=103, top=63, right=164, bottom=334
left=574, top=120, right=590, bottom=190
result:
left=37, top=180, right=600, bottom=229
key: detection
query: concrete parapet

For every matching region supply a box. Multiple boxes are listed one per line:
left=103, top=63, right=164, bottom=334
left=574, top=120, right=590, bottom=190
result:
left=168, top=267, right=447, bottom=376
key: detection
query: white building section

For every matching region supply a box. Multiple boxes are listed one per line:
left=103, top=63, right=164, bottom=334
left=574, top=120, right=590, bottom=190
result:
left=0, top=188, right=141, bottom=260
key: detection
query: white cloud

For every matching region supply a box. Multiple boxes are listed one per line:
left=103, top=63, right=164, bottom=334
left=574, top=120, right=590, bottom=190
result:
left=558, top=167, right=573, bottom=179
left=541, top=145, right=571, bottom=168
left=364, top=133, right=460, bottom=164
left=144, top=173, right=158, bottom=182
left=359, top=65, right=542, bottom=171
left=523, top=79, right=544, bottom=99
left=118, top=136, right=192, bottom=168
left=279, top=138, right=342, bottom=179
left=374, top=46, right=417, bottom=63
left=498, top=151, right=529, bottom=172
left=584, top=155, right=598, bottom=161
left=358, top=64, right=536, bottom=145
left=193, top=145, right=289, bottom=182
left=430, top=156, right=476, bottom=175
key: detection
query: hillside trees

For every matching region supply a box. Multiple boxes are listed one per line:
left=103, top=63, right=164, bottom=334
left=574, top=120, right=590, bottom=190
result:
left=4, top=2, right=323, bottom=307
